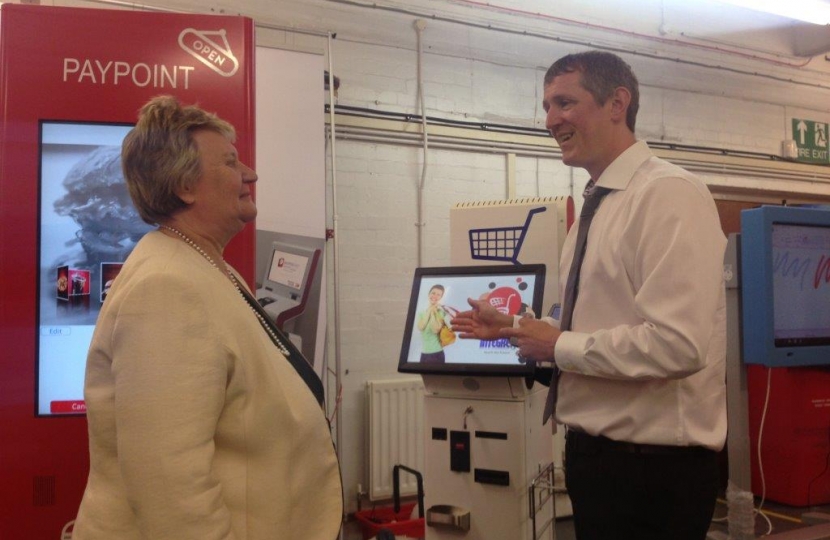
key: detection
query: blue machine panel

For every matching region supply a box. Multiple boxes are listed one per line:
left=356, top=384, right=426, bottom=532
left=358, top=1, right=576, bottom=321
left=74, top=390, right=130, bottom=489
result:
left=741, top=205, right=830, bottom=367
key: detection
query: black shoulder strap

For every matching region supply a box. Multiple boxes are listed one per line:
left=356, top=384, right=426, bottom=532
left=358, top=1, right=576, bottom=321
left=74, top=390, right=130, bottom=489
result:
left=235, top=284, right=325, bottom=407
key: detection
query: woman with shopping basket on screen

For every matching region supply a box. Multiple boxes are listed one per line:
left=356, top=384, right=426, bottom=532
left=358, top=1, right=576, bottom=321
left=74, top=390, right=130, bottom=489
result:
left=417, top=284, right=459, bottom=363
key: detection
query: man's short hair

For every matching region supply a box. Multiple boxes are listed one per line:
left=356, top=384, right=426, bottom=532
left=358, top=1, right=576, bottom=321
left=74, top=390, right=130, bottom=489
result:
left=544, top=50, right=640, bottom=133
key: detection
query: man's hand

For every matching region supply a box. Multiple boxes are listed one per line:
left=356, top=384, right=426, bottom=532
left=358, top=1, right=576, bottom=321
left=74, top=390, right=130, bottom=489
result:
left=451, top=298, right=514, bottom=341
left=500, top=318, right=561, bottom=364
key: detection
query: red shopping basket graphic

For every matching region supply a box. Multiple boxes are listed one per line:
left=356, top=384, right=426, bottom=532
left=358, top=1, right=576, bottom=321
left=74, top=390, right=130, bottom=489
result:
left=355, top=465, right=425, bottom=539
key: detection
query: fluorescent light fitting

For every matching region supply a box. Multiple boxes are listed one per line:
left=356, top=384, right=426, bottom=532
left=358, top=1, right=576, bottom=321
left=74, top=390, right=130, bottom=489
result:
left=716, top=0, right=830, bottom=25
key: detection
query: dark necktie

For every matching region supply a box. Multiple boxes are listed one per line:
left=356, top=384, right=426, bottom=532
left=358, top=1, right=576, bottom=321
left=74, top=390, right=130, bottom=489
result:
left=542, top=182, right=612, bottom=425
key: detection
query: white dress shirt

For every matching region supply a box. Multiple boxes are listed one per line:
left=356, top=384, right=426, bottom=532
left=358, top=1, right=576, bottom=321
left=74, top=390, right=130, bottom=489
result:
left=552, top=141, right=727, bottom=451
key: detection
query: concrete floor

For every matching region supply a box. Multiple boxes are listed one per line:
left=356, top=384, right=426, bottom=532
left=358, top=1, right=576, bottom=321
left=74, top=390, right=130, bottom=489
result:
left=553, top=497, right=830, bottom=540
left=357, top=492, right=830, bottom=539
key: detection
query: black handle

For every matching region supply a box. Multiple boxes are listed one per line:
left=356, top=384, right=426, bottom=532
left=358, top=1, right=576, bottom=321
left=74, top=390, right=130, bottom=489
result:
left=393, top=464, right=425, bottom=519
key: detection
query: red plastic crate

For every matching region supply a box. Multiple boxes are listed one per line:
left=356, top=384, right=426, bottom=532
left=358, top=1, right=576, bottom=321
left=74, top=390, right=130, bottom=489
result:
left=354, top=502, right=425, bottom=539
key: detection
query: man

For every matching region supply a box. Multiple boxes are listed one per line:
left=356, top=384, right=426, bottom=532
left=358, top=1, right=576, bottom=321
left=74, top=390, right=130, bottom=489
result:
left=452, top=51, right=726, bottom=540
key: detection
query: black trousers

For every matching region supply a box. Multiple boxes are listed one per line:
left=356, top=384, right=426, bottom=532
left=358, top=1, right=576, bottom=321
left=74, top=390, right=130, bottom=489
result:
left=564, top=429, right=719, bottom=540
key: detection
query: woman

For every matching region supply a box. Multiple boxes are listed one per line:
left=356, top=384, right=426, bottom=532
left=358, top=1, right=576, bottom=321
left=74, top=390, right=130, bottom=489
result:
left=73, top=96, right=342, bottom=539
left=417, top=284, right=449, bottom=363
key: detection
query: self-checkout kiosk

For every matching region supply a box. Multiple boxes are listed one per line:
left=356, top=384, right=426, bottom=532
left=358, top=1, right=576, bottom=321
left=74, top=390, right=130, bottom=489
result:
left=398, top=198, right=573, bottom=540
left=256, top=240, right=321, bottom=350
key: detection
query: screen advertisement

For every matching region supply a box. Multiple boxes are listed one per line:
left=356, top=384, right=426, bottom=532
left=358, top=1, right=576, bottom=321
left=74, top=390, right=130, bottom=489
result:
left=37, top=121, right=149, bottom=416
left=398, top=265, right=545, bottom=376
left=741, top=205, right=830, bottom=366
left=772, top=223, right=830, bottom=347
left=267, top=249, right=309, bottom=291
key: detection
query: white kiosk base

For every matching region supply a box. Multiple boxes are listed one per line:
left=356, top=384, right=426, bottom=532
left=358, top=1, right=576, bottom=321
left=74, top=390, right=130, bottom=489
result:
left=422, top=375, right=555, bottom=540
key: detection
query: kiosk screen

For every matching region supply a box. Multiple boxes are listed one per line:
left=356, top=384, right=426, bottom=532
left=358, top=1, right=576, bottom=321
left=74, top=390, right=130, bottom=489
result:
left=398, top=264, right=545, bottom=377
left=36, top=120, right=150, bottom=416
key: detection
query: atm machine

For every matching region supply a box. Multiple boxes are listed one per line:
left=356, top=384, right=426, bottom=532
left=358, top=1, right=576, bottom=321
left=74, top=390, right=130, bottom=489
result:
left=397, top=198, right=572, bottom=540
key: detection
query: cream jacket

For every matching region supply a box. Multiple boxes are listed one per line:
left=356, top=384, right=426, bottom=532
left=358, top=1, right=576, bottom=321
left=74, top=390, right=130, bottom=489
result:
left=74, top=231, right=342, bottom=539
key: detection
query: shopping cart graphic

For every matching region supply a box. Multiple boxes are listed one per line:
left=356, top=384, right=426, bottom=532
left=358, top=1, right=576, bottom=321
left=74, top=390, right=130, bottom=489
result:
left=468, top=207, right=547, bottom=264
left=489, top=292, right=517, bottom=314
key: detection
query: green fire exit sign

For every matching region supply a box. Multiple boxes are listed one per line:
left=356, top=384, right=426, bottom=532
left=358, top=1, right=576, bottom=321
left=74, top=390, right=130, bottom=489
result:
left=793, top=118, right=829, bottom=164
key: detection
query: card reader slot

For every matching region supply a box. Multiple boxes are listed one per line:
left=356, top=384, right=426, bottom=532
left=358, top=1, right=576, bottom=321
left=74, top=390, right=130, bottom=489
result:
left=474, top=430, right=507, bottom=440
left=474, top=468, right=510, bottom=486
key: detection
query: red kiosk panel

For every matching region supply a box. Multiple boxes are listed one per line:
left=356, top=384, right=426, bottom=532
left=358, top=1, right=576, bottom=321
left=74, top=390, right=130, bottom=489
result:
left=748, top=365, right=830, bottom=506
left=0, top=5, right=255, bottom=537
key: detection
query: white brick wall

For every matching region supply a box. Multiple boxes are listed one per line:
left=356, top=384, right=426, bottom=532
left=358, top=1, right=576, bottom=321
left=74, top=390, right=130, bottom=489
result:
left=51, top=0, right=830, bottom=529
left=316, top=14, right=830, bottom=526
left=322, top=29, right=830, bottom=528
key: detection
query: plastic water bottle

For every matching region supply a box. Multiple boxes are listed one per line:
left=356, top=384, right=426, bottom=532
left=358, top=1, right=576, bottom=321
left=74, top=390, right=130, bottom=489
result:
left=726, top=481, right=756, bottom=540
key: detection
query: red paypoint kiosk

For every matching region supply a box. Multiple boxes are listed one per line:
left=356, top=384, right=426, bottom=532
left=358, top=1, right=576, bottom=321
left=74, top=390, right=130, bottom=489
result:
left=0, top=5, right=255, bottom=538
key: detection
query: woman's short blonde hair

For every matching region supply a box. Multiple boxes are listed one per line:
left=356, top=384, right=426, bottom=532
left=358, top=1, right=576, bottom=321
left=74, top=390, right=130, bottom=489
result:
left=122, top=95, right=236, bottom=224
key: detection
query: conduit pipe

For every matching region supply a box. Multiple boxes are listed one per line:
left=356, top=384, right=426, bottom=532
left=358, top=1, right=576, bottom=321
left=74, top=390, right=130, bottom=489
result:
left=325, top=32, right=346, bottom=540
left=327, top=119, right=830, bottom=203
left=334, top=126, right=562, bottom=157
left=414, top=19, right=429, bottom=266
left=331, top=122, right=830, bottom=185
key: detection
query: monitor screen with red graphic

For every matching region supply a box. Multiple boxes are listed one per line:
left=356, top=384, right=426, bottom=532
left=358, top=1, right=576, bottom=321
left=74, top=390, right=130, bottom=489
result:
left=398, top=264, right=545, bottom=376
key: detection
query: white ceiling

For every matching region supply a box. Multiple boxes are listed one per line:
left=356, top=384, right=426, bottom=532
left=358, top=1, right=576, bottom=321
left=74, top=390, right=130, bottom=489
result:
left=248, top=0, right=830, bottom=64
left=124, top=0, right=830, bottom=110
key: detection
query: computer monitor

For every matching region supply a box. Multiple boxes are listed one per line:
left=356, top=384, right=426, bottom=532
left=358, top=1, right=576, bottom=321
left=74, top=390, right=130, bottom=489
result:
left=741, top=205, right=830, bottom=367
left=36, top=120, right=151, bottom=416
left=260, top=242, right=316, bottom=300
left=398, top=264, right=545, bottom=377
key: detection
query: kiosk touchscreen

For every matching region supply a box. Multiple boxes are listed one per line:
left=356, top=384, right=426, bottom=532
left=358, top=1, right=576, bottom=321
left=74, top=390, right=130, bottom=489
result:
left=398, top=264, right=545, bottom=377
left=37, top=120, right=151, bottom=416
left=255, top=241, right=319, bottom=325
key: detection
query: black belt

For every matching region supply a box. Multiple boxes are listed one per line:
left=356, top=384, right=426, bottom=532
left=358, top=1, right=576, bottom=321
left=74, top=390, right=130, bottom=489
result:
left=566, top=429, right=713, bottom=456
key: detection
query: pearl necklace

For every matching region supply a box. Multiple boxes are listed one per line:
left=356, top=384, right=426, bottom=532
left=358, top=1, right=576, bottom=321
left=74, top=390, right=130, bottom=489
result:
left=159, top=225, right=291, bottom=356
left=160, top=225, right=221, bottom=268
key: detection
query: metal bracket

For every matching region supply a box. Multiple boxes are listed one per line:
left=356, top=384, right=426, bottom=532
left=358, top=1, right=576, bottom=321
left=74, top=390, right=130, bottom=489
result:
left=529, top=462, right=565, bottom=540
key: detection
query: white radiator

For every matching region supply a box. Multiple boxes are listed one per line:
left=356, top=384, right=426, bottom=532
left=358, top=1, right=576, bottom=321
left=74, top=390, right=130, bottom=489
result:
left=366, top=377, right=425, bottom=501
